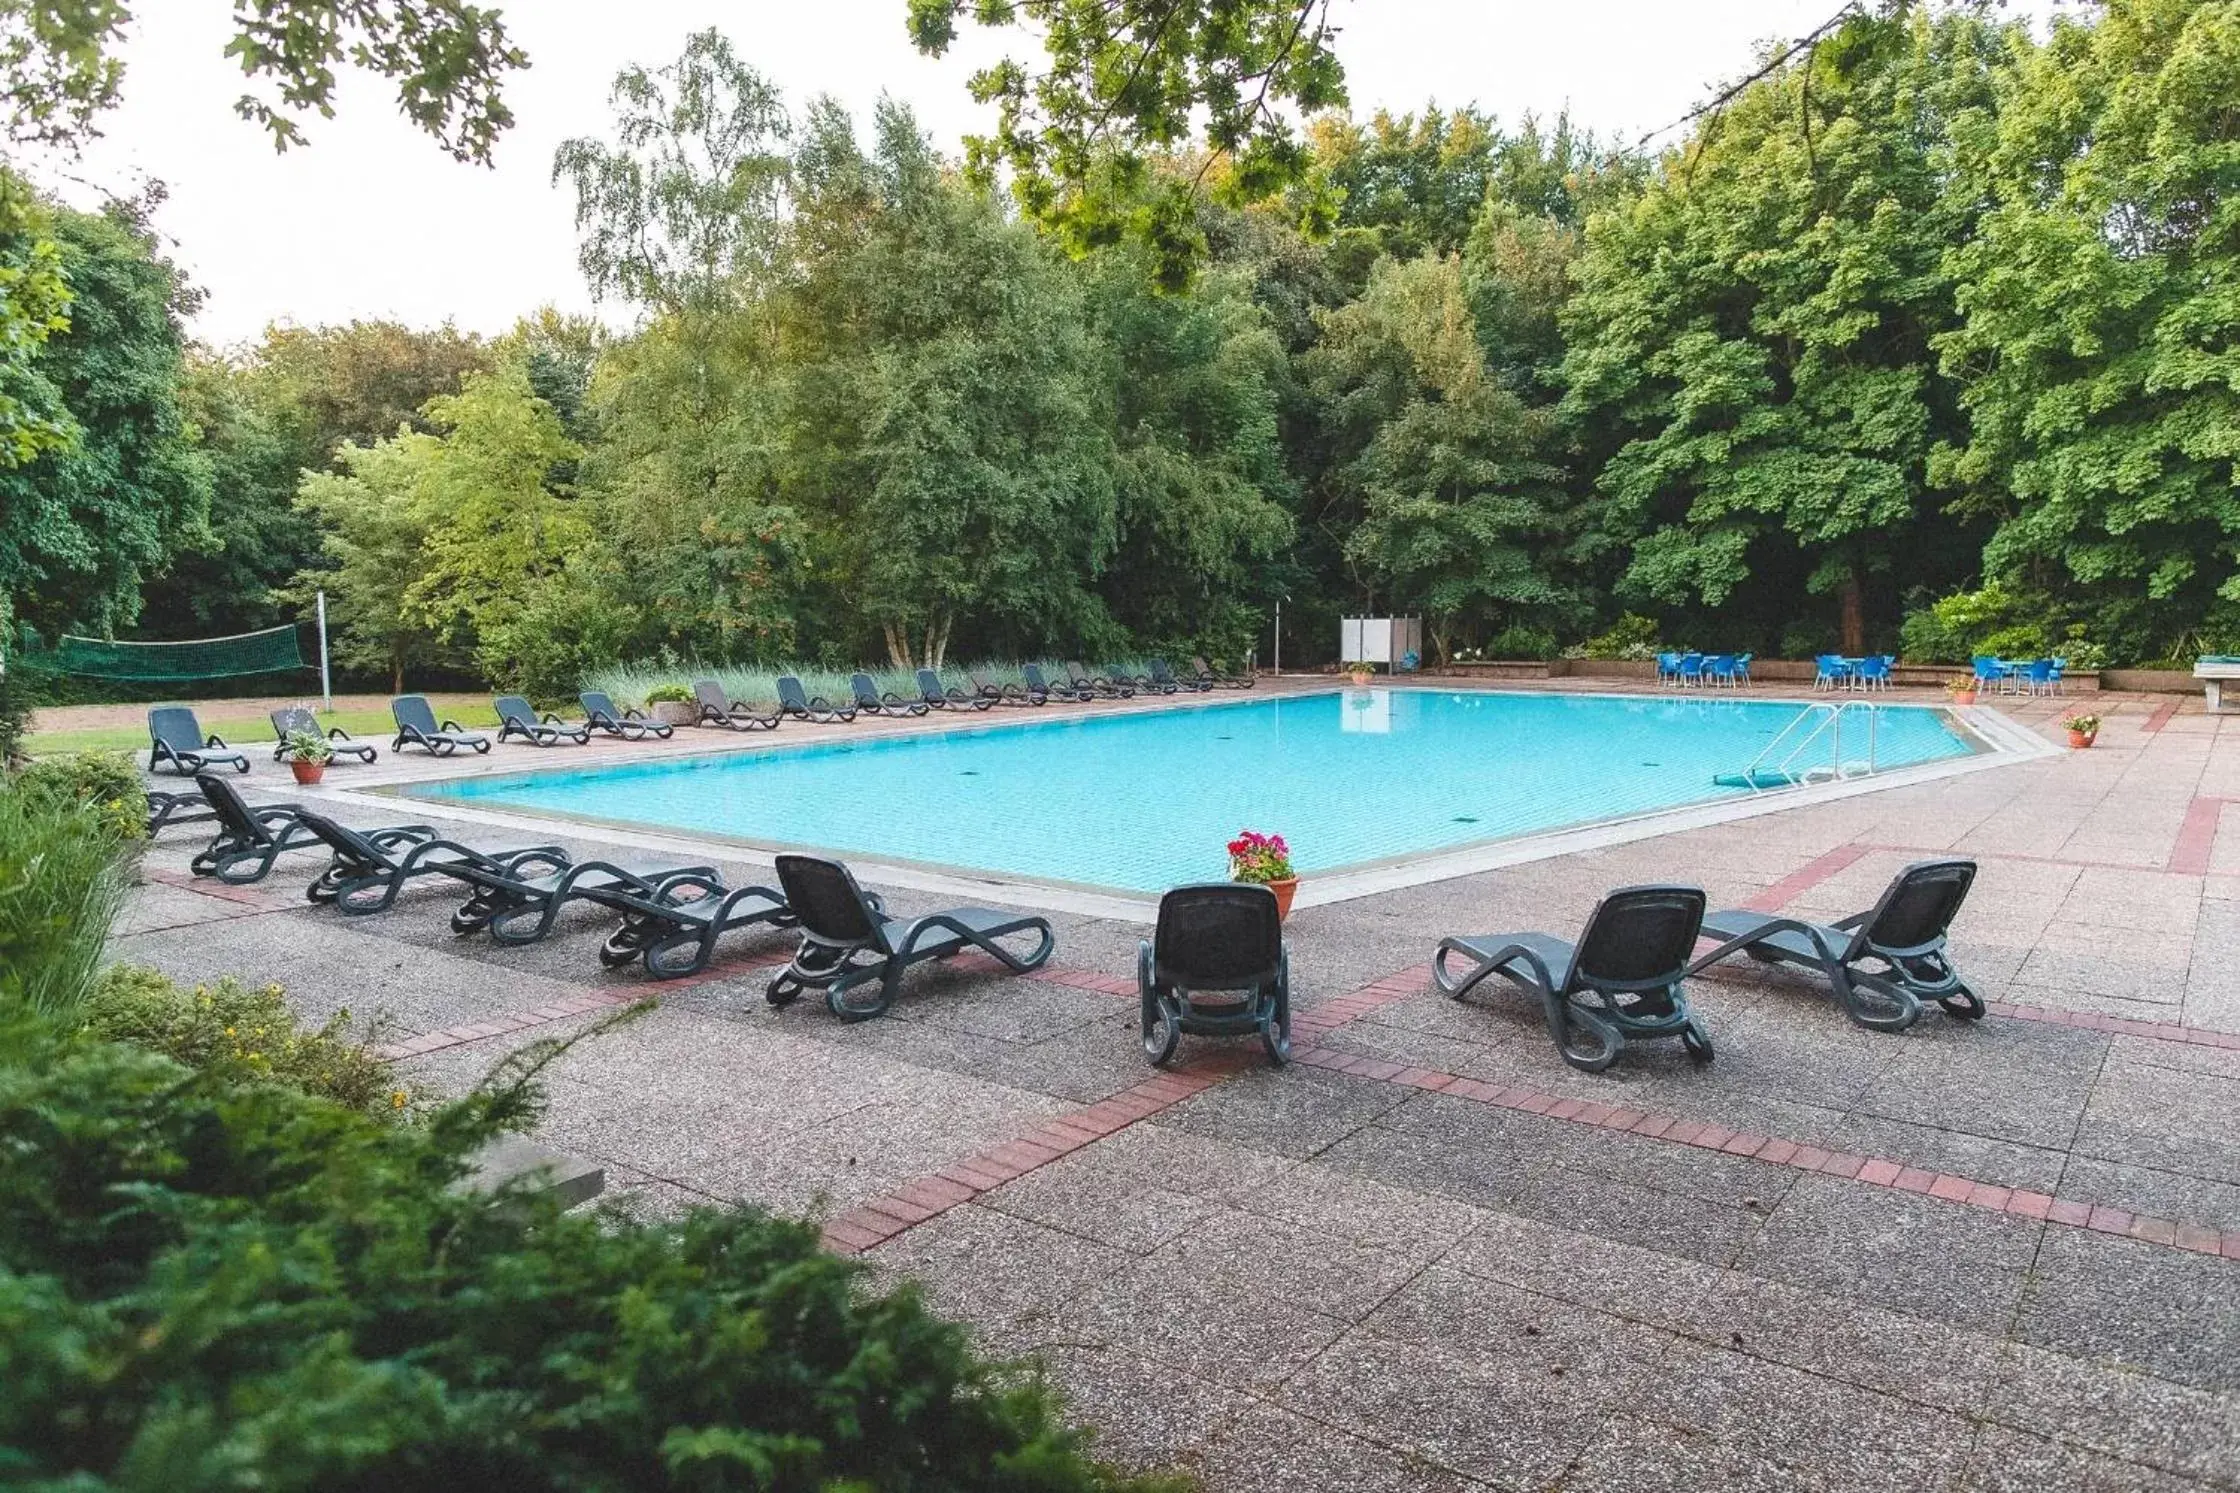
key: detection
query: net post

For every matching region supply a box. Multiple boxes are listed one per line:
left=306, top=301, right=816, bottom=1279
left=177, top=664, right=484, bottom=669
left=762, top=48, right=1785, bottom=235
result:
left=316, top=591, right=333, bottom=712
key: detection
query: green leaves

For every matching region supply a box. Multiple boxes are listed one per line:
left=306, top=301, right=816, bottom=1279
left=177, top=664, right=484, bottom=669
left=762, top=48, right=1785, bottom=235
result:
left=908, top=0, right=1348, bottom=285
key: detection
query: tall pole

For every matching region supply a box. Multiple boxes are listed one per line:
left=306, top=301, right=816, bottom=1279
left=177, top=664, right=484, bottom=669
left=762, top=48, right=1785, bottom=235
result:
left=1273, top=600, right=1282, bottom=677
left=316, top=590, right=333, bottom=712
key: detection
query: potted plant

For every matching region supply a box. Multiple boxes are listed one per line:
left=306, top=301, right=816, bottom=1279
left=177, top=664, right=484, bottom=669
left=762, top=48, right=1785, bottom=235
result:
left=1344, top=660, right=1375, bottom=686
left=1945, top=675, right=1978, bottom=707
left=282, top=728, right=333, bottom=784
left=644, top=682, right=697, bottom=728
left=1228, top=829, right=1299, bottom=921
left=2062, top=712, right=2101, bottom=749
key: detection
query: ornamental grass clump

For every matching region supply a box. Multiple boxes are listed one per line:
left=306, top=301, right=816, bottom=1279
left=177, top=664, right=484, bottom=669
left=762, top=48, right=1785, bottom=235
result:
left=0, top=776, right=135, bottom=1019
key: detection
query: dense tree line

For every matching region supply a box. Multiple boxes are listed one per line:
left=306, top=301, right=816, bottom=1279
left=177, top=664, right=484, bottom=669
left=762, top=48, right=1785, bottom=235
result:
left=4, top=0, right=2236, bottom=692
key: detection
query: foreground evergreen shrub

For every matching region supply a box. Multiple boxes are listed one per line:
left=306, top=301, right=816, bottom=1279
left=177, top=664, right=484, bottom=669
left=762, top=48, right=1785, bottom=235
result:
left=0, top=1017, right=1182, bottom=1492
left=81, top=964, right=407, bottom=1120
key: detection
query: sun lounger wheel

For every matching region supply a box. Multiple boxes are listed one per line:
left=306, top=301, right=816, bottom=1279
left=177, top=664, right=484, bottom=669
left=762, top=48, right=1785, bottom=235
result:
left=1838, top=969, right=1921, bottom=1032
left=1936, top=981, right=1984, bottom=1020
left=1681, top=1018, right=1714, bottom=1064
left=1261, top=993, right=1292, bottom=1067
left=1141, top=988, right=1181, bottom=1067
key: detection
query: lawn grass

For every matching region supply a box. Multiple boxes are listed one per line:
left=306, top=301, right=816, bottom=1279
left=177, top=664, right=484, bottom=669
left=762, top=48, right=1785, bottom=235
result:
left=25, top=700, right=503, bottom=758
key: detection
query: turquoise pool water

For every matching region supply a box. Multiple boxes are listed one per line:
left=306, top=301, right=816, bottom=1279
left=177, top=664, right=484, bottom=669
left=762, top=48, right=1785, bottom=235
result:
left=403, top=690, right=1976, bottom=894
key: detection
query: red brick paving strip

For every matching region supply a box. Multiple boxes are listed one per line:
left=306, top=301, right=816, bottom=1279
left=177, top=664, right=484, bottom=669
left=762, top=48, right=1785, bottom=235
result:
left=2140, top=699, right=2181, bottom=735
left=2168, top=795, right=2233, bottom=877
left=1740, top=844, right=1869, bottom=915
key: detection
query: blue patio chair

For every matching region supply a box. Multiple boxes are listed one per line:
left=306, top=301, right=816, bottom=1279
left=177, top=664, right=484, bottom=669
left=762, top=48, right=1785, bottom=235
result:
left=1705, top=653, right=1738, bottom=688
left=1814, top=655, right=1850, bottom=692
left=1675, top=652, right=1707, bottom=687
left=1855, top=655, right=1892, bottom=692
left=2046, top=657, right=2067, bottom=695
left=1656, top=652, right=1684, bottom=687
left=1733, top=652, right=1754, bottom=687
left=1971, top=656, right=2008, bottom=694
left=2021, top=658, right=2059, bottom=696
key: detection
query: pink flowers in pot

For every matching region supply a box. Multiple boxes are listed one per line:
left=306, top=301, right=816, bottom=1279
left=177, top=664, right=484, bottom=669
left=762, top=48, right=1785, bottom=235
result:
left=1227, top=830, right=1295, bottom=885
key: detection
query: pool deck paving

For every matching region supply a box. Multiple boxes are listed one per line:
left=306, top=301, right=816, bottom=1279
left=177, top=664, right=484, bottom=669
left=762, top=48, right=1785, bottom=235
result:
left=111, top=678, right=2240, bottom=1491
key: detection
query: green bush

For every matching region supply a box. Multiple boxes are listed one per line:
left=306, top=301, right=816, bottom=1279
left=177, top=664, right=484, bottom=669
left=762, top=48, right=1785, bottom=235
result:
left=81, top=964, right=408, bottom=1120
left=1483, top=625, right=1559, bottom=661
left=11, top=750, right=146, bottom=842
left=0, top=786, right=133, bottom=1019
left=0, top=1014, right=1182, bottom=1492
left=643, top=681, right=693, bottom=705
left=1581, top=613, right=1662, bottom=660
left=0, top=661, right=40, bottom=764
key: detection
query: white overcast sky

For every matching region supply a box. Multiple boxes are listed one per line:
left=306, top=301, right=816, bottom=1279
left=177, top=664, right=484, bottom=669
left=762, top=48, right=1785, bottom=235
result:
left=24, top=1, right=2054, bottom=347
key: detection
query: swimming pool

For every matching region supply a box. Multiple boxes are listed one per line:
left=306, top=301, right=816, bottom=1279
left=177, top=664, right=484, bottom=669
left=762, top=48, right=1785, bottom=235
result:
left=400, top=690, right=1981, bottom=895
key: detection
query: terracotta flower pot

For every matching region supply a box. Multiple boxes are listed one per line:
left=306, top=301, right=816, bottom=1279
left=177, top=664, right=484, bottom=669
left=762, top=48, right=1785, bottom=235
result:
left=1948, top=689, right=1977, bottom=707
left=289, top=759, right=327, bottom=785
left=1265, top=876, right=1299, bottom=921
left=1348, top=671, right=1373, bottom=686
left=2067, top=729, right=2096, bottom=749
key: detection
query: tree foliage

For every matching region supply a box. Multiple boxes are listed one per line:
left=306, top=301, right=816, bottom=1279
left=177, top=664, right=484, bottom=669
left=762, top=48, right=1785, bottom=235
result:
left=906, top=0, right=1347, bottom=286
left=1934, top=0, right=2240, bottom=660
left=0, top=199, right=210, bottom=643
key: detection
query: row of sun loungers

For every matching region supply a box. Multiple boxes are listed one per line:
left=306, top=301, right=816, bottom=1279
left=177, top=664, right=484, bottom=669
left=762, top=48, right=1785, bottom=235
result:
left=166, top=772, right=1054, bottom=1002
left=160, top=768, right=1980, bottom=1076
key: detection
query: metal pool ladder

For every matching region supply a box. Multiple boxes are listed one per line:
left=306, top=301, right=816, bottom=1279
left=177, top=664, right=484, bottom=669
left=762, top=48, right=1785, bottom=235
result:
left=1728, top=700, right=1881, bottom=791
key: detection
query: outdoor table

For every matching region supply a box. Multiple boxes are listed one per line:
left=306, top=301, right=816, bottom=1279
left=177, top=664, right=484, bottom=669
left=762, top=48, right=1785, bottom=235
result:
left=2196, top=656, right=2240, bottom=713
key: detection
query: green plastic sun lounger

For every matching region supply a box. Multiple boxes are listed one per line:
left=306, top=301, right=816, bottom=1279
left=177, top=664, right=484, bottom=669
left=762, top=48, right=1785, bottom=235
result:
left=764, top=853, right=1054, bottom=1020
left=188, top=772, right=324, bottom=884
left=853, top=672, right=927, bottom=717
left=494, top=695, right=591, bottom=746
left=391, top=695, right=491, bottom=755
left=1435, top=884, right=1714, bottom=1072
left=917, top=668, right=990, bottom=711
left=270, top=705, right=377, bottom=763
left=449, top=856, right=723, bottom=946
left=292, top=806, right=569, bottom=916
left=581, top=691, right=674, bottom=741
left=692, top=679, right=780, bottom=731
left=969, top=668, right=1041, bottom=706
left=596, top=869, right=797, bottom=978
left=1139, top=883, right=1291, bottom=1068
left=776, top=674, right=855, bottom=724
left=1690, top=859, right=1981, bottom=1032
left=147, top=707, right=248, bottom=775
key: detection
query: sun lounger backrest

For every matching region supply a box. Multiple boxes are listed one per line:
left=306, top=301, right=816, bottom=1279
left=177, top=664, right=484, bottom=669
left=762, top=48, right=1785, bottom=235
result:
left=776, top=675, right=812, bottom=712
left=774, top=854, right=882, bottom=944
left=1153, top=883, right=1281, bottom=990
left=1149, top=659, right=1176, bottom=686
left=193, top=771, right=267, bottom=843
left=392, top=695, right=440, bottom=735
left=581, top=691, right=618, bottom=719
left=1023, top=663, right=1054, bottom=693
left=694, top=680, right=731, bottom=715
left=149, top=706, right=204, bottom=753
left=271, top=706, right=319, bottom=739
left=291, top=806, right=393, bottom=868
left=493, top=695, right=536, bottom=727
left=852, top=673, right=883, bottom=706
left=916, top=669, right=946, bottom=700
left=1571, top=885, right=1705, bottom=992
left=1857, top=860, right=1975, bottom=957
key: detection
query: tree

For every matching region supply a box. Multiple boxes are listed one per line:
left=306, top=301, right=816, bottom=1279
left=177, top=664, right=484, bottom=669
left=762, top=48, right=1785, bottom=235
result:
left=0, top=167, right=73, bottom=466
left=552, top=28, right=791, bottom=318
left=135, top=352, right=322, bottom=636
left=0, top=197, right=211, bottom=643
left=1308, top=106, right=1504, bottom=261
left=1559, top=5, right=2009, bottom=652
left=1090, top=248, right=1295, bottom=656
left=294, top=432, right=446, bottom=690
left=1934, top=0, right=2240, bottom=661
left=250, top=318, right=491, bottom=471
left=785, top=100, right=1118, bottom=667
left=907, top=0, right=1347, bottom=287
left=2, top=0, right=527, bottom=161
left=1307, top=252, right=1574, bottom=659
